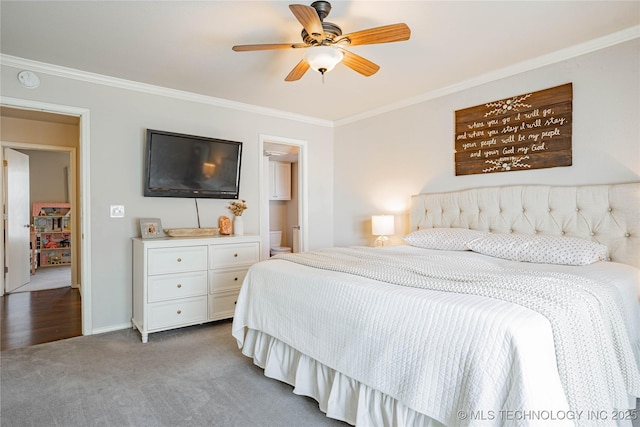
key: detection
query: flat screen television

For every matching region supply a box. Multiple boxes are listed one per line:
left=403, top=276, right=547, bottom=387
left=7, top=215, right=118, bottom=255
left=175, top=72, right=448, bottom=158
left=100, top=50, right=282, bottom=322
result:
left=144, top=129, right=243, bottom=199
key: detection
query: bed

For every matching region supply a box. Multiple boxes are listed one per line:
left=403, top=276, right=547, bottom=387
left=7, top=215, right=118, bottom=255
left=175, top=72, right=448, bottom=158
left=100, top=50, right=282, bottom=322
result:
left=232, top=183, right=640, bottom=426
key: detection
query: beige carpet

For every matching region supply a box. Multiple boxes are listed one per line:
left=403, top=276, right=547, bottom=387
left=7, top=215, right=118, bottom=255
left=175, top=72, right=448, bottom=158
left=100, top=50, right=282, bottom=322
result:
left=0, top=320, right=347, bottom=426
left=1, top=319, right=637, bottom=426
left=11, top=265, right=71, bottom=293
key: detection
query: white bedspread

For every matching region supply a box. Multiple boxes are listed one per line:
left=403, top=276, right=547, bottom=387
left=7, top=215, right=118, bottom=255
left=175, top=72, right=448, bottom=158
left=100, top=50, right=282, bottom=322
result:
left=232, top=247, right=640, bottom=426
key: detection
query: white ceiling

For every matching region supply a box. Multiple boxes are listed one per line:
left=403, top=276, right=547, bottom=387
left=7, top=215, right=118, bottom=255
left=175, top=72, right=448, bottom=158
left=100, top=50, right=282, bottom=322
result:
left=1, top=1, right=638, bottom=122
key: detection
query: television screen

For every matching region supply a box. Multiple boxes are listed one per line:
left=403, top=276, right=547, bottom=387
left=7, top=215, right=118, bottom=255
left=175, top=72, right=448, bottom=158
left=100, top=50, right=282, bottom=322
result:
left=144, top=129, right=242, bottom=199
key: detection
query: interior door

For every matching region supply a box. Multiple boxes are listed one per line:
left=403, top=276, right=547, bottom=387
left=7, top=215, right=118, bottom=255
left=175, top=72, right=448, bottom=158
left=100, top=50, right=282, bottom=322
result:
left=5, top=148, right=31, bottom=292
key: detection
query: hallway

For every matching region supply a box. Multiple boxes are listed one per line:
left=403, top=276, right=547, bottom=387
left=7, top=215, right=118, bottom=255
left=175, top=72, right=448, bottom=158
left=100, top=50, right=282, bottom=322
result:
left=12, top=265, right=71, bottom=293
left=0, top=287, right=81, bottom=351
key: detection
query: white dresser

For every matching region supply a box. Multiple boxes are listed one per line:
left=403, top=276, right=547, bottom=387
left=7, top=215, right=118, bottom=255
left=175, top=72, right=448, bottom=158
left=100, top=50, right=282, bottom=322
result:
left=132, top=234, right=260, bottom=343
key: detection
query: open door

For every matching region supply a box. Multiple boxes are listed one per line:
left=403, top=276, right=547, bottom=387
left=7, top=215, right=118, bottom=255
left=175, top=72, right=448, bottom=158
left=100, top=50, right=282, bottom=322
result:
left=261, top=136, right=308, bottom=260
left=4, top=148, right=31, bottom=293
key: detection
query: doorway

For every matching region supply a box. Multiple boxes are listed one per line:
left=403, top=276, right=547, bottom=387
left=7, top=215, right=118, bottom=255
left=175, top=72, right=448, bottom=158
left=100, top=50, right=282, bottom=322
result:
left=260, top=135, right=308, bottom=260
left=1, top=144, right=80, bottom=350
left=0, top=98, right=92, bottom=340
left=8, top=148, right=74, bottom=293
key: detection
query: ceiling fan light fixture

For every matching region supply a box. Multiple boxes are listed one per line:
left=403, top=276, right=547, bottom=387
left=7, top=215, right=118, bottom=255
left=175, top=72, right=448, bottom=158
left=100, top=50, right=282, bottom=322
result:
left=304, top=46, right=343, bottom=75
left=233, top=2, right=410, bottom=82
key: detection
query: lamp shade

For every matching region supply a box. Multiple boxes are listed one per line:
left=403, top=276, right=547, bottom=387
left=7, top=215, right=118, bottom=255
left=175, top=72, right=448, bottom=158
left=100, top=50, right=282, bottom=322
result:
left=372, top=215, right=394, bottom=236
left=304, top=46, right=344, bottom=74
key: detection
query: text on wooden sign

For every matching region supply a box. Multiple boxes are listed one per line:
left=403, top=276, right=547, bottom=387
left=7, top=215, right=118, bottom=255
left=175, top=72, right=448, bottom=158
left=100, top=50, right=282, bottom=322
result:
left=454, top=83, right=573, bottom=176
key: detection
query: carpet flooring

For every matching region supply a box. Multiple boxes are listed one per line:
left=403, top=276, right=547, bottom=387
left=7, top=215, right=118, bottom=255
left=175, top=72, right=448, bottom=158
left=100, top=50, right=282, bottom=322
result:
left=11, top=265, right=71, bottom=293
left=4, top=319, right=636, bottom=427
left=0, top=320, right=347, bottom=427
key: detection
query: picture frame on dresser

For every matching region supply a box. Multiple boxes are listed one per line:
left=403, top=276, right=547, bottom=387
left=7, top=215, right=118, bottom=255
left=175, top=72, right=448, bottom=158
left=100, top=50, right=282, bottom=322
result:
left=139, top=218, right=165, bottom=239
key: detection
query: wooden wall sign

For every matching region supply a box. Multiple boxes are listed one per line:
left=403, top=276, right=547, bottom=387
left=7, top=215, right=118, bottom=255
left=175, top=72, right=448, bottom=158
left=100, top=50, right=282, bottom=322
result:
left=454, top=83, right=572, bottom=176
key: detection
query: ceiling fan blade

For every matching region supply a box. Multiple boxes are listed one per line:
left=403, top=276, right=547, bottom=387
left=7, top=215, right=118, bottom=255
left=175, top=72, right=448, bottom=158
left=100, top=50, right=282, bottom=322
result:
left=232, top=43, right=308, bottom=52
left=285, top=60, right=311, bottom=81
left=289, top=4, right=324, bottom=41
left=340, top=49, right=380, bottom=77
left=337, top=23, right=411, bottom=46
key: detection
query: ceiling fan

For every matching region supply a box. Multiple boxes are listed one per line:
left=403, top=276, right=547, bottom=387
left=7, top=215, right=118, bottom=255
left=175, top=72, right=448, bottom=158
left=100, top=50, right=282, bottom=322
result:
left=232, top=1, right=411, bottom=82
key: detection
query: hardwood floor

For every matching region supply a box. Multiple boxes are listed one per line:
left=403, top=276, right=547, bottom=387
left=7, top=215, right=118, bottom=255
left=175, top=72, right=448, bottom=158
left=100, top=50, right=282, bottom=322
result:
left=0, top=287, right=81, bottom=351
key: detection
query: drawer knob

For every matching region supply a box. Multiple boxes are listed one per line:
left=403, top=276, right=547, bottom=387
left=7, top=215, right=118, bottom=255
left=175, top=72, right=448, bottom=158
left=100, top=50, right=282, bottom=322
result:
left=177, top=310, right=182, bottom=315
left=177, top=257, right=182, bottom=262
left=177, top=284, right=182, bottom=288
left=234, top=253, right=238, bottom=257
left=234, top=277, right=238, bottom=281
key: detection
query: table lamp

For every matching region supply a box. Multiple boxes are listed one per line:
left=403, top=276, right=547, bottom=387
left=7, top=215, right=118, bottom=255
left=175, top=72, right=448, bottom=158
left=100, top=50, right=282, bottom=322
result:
left=372, top=215, right=394, bottom=247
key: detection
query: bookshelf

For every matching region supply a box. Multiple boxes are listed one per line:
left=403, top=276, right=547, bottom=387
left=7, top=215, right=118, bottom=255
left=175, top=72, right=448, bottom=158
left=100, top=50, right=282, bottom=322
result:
left=31, top=203, right=71, bottom=269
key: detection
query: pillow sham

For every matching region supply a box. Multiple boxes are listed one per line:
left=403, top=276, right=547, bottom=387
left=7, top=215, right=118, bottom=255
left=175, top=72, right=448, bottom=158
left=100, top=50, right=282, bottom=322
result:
left=465, top=233, right=609, bottom=265
left=403, top=228, right=488, bottom=251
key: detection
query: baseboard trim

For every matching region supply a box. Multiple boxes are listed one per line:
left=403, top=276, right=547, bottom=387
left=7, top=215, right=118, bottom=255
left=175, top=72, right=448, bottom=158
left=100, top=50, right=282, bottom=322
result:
left=91, top=322, right=132, bottom=336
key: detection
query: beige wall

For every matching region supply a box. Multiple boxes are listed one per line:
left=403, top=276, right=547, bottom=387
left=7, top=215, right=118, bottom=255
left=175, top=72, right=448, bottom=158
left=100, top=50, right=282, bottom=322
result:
left=4, top=37, right=634, bottom=333
left=1, top=116, right=78, bottom=146
left=1, top=64, right=334, bottom=333
left=17, top=149, right=70, bottom=204
left=1, top=113, right=79, bottom=213
left=286, top=161, right=299, bottom=249
left=333, top=39, right=640, bottom=247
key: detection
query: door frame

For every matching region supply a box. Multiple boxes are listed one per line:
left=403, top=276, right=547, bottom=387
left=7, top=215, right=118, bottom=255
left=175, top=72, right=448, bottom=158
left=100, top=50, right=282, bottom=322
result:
left=259, top=134, right=308, bottom=260
left=3, top=144, right=77, bottom=289
left=0, top=97, right=92, bottom=336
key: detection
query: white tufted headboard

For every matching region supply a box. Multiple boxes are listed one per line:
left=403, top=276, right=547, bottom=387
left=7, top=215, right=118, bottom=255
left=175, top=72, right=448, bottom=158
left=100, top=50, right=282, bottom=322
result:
left=410, top=183, right=640, bottom=268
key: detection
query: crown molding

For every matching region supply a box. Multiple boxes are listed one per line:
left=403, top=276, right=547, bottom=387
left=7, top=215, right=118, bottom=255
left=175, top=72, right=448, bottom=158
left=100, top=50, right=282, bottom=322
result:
left=1, top=25, right=637, bottom=129
left=0, top=54, right=333, bottom=128
left=335, top=25, right=640, bottom=127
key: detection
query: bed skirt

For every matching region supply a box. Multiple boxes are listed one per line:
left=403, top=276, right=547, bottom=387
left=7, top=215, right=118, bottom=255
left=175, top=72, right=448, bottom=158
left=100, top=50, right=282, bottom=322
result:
left=241, top=328, right=445, bottom=427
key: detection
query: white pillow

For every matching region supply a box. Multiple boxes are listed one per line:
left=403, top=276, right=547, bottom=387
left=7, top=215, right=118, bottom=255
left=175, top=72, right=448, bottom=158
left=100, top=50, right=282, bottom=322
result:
left=403, top=228, right=488, bottom=251
left=465, top=233, right=609, bottom=265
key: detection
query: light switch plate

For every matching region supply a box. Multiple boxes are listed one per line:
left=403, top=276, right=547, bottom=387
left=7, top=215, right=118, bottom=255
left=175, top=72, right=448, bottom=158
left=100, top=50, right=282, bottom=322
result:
left=110, top=205, right=125, bottom=218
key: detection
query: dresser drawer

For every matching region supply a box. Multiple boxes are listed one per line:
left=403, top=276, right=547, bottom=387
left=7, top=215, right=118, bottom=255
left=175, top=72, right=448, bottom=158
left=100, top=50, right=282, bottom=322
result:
left=209, top=243, right=259, bottom=269
left=209, top=268, right=248, bottom=293
left=148, top=271, right=207, bottom=303
left=148, top=296, right=207, bottom=330
left=208, top=290, right=240, bottom=321
left=148, top=246, right=207, bottom=275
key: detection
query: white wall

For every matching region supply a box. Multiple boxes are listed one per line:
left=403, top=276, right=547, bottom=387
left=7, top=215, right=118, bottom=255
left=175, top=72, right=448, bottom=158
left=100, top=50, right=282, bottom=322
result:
left=1, top=66, right=334, bottom=332
left=333, top=39, right=640, bottom=247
